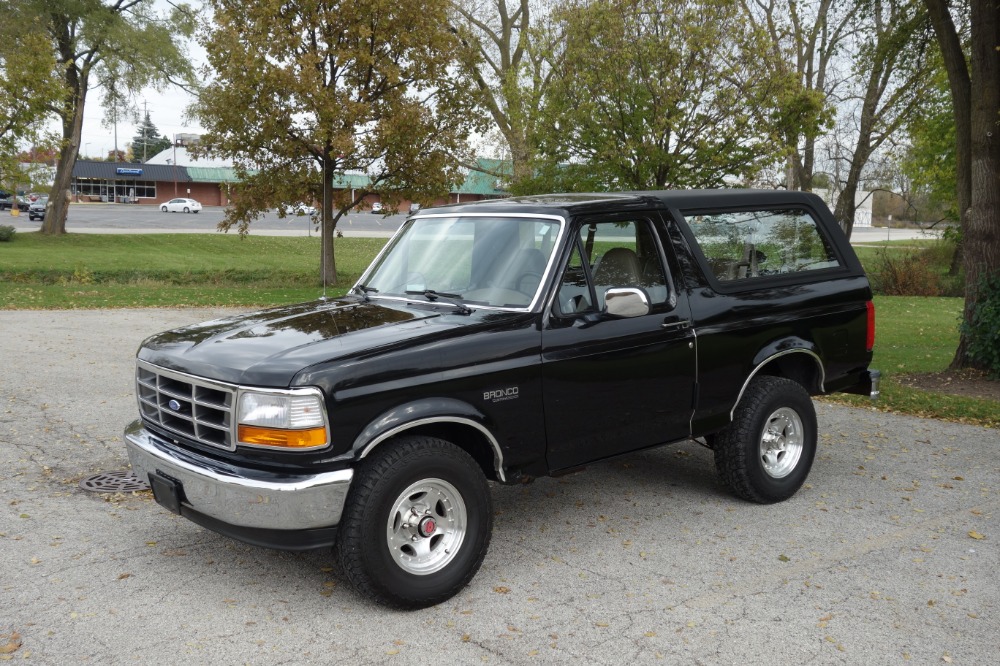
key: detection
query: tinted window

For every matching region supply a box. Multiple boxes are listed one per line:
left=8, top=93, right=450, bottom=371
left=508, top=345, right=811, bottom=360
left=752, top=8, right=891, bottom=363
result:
left=684, top=209, right=840, bottom=281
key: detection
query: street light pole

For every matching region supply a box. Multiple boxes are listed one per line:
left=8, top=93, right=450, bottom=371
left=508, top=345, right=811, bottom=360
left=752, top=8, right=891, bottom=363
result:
left=172, top=135, right=178, bottom=197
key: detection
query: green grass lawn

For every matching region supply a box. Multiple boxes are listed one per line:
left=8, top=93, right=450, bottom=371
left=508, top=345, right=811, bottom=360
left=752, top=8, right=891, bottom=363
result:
left=0, top=231, right=386, bottom=308
left=1, top=230, right=995, bottom=425
left=824, top=295, right=999, bottom=427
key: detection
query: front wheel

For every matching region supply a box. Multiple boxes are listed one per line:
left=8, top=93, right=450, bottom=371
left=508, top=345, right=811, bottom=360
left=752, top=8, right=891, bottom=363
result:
left=713, top=376, right=817, bottom=504
left=183, top=207, right=190, bottom=213
left=160, top=206, right=168, bottom=212
left=335, top=436, right=493, bottom=609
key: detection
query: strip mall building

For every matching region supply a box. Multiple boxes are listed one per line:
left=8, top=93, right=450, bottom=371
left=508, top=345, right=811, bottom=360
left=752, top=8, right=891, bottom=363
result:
left=70, top=146, right=508, bottom=210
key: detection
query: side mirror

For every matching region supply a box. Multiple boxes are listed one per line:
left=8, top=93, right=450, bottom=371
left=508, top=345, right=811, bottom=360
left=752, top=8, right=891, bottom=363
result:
left=605, top=288, right=650, bottom=318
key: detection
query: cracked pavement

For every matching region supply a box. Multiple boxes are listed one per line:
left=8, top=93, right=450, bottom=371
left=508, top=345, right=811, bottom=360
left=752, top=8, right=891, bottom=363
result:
left=1, top=309, right=998, bottom=664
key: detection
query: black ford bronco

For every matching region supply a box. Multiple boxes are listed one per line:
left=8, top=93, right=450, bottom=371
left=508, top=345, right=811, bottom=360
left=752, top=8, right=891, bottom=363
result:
left=125, top=190, right=879, bottom=608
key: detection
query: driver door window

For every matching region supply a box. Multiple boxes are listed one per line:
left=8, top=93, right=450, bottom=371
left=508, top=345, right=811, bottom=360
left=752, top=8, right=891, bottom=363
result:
left=556, top=218, right=671, bottom=314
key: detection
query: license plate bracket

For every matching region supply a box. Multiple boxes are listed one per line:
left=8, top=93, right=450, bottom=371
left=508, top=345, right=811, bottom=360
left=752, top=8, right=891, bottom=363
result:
left=149, top=472, right=184, bottom=515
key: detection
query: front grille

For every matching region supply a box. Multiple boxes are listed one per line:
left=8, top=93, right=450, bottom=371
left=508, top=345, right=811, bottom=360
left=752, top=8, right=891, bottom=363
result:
left=136, top=361, right=237, bottom=451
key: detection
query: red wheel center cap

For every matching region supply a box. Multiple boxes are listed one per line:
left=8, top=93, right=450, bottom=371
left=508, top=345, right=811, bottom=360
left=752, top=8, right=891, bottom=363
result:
left=417, top=516, right=436, bottom=538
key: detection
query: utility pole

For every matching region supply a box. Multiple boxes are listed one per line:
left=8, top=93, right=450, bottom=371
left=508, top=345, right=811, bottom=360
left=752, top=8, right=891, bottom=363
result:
left=142, top=100, right=148, bottom=163
left=172, top=134, right=178, bottom=196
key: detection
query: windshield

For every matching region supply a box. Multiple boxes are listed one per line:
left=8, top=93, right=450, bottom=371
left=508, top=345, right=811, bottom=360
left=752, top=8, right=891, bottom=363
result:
left=361, top=215, right=563, bottom=310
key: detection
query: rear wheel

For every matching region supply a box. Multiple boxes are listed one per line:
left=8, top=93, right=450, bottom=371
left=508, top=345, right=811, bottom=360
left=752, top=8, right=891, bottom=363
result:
left=713, top=376, right=817, bottom=503
left=335, top=436, right=493, bottom=609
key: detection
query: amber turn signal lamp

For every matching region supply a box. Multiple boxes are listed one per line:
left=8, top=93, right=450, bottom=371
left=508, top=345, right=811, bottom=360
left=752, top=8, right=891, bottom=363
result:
left=238, top=425, right=327, bottom=449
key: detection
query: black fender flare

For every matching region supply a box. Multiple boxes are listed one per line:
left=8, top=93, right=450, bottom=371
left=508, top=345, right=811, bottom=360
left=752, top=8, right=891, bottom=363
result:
left=351, top=398, right=506, bottom=482
left=731, top=339, right=825, bottom=420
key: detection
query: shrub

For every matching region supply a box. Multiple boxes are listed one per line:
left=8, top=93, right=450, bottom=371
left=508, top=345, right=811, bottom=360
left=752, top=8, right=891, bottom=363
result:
left=0, top=225, right=15, bottom=242
left=868, top=248, right=941, bottom=296
left=961, top=271, right=1000, bottom=378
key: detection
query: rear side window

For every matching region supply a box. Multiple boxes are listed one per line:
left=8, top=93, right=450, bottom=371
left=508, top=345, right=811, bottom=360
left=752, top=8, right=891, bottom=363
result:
left=684, top=209, right=841, bottom=281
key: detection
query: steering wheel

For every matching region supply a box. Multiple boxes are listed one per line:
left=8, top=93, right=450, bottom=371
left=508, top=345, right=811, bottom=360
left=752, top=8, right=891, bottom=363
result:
left=515, top=272, right=544, bottom=295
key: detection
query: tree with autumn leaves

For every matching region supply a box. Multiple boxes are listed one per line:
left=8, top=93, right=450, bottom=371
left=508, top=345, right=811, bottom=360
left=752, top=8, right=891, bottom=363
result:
left=30, top=0, right=196, bottom=235
left=193, top=0, right=482, bottom=286
left=0, top=4, right=63, bottom=197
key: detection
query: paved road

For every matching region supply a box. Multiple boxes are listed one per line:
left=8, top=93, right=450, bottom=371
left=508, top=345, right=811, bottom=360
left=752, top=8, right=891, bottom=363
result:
left=5, top=203, right=405, bottom=237
left=5, top=203, right=940, bottom=243
left=1, top=309, right=996, bottom=664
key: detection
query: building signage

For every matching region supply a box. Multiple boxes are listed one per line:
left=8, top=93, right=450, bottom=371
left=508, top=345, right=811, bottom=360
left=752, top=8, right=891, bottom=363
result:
left=116, top=168, right=143, bottom=176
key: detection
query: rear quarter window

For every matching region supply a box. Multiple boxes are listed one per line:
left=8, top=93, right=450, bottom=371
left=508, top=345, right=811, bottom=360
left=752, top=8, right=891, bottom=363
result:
left=683, top=208, right=841, bottom=282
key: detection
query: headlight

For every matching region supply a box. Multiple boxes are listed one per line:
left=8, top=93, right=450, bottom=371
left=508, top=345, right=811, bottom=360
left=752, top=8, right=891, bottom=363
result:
left=236, top=389, right=329, bottom=450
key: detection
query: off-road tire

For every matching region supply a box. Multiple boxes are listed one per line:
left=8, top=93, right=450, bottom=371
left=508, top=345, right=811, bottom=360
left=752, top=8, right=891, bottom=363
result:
left=335, top=436, right=493, bottom=609
left=713, top=375, right=817, bottom=504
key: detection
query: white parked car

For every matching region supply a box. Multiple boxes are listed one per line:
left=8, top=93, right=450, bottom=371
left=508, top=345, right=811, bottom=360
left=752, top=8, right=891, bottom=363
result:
left=282, top=203, right=317, bottom=216
left=160, top=198, right=202, bottom=213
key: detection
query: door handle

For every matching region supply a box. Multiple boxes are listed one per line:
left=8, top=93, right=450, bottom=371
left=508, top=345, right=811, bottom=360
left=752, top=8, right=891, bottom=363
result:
left=661, top=320, right=691, bottom=331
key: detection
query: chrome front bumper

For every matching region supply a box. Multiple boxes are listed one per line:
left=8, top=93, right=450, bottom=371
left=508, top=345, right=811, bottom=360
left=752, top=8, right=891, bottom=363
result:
left=125, top=421, right=353, bottom=533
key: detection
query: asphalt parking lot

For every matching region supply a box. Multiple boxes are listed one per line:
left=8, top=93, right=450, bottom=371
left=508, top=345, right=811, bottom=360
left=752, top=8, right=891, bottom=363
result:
left=1, top=309, right=997, bottom=664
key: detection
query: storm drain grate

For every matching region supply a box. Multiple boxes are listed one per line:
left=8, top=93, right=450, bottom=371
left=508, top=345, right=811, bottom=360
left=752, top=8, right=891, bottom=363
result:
left=79, top=470, right=150, bottom=493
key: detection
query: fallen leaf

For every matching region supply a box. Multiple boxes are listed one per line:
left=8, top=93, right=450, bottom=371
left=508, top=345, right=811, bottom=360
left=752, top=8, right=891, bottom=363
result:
left=493, top=586, right=510, bottom=594
left=118, top=573, right=131, bottom=580
left=0, top=630, right=21, bottom=655
left=969, top=531, right=985, bottom=540
left=778, top=554, right=791, bottom=562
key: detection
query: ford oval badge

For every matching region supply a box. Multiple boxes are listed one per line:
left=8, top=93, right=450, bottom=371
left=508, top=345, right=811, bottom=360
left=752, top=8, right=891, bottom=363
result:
left=167, top=399, right=181, bottom=411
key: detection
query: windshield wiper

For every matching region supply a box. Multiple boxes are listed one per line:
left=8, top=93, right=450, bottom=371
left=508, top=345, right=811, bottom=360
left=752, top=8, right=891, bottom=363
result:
left=354, top=284, right=379, bottom=301
left=405, top=289, right=473, bottom=315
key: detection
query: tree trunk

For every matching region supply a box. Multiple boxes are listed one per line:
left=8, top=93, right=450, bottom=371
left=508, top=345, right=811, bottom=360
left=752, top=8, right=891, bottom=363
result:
left=952, top=0, right=1000, bottom=369
left=801, top=134, right=816, bottom=191
left=926, top=0, right=1000, bottom=370
left=507, top=130, right=534, bottom=187
left=320, top=159, right=338, bottom=288
left=833, top=165, right=860, bottom=239
left=43, top=83, right=87, bottom=236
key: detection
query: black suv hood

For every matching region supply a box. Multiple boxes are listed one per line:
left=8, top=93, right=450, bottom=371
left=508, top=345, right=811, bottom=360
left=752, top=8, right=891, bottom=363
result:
left=137, top=298, right=489, bottom=386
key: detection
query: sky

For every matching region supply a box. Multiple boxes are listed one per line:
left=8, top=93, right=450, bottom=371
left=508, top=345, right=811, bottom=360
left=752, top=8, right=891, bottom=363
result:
left=73, top=0, right=206, bottom=159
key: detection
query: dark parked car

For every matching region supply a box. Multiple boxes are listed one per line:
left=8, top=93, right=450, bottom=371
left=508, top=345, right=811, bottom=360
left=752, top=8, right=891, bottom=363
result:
left=125, top=190, right=878, bottom=609
left=0, top=194, right=29, bottom=211
left=28, top=196, right=49, bottom=221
